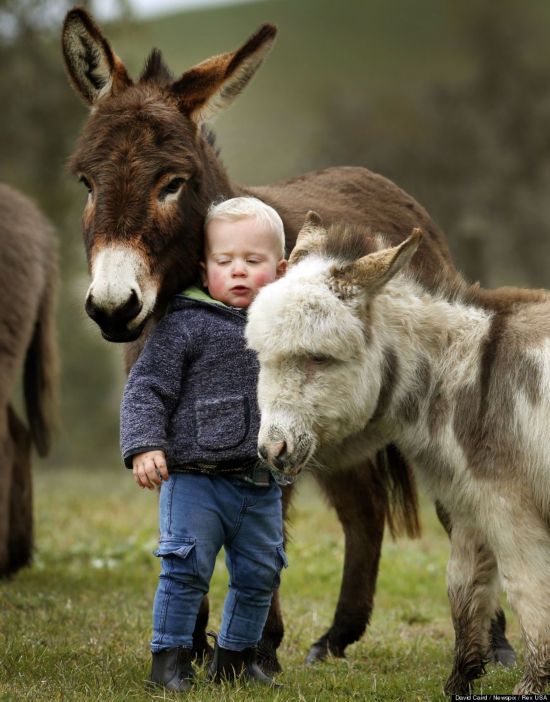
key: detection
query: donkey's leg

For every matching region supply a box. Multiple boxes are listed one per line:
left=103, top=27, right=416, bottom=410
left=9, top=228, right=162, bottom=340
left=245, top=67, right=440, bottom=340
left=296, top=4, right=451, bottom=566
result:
left=0, top=299, right=35, bottom=577
left=7, top=406, right=33, bottom=573
left=306, top=464, right=385, bottom=663
left=488, top=608, right=516, bottom=667
left=258, top=589, right=284, bottom=673
left=0, top=406, right=14, bottom=577
left=435, top=500, right=515, bottom=667
left=504, top=561, right=550, bottom=692
left=513, top=625, right=550, bottom=695
left=191, top=595, right=213, bottom=662
left=444, top=520, right=499, bottom=696
left=490, top=514, right=550, bottom=694
left=257, top=482, right=294, bottom=674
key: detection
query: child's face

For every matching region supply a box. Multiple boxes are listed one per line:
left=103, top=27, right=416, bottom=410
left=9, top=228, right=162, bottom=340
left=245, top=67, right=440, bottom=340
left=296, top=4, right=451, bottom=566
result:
left=201, top=216, right=286, bottom=308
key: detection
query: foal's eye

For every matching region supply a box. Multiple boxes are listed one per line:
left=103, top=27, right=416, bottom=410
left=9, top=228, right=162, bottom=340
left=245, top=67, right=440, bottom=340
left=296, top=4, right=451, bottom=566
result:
left=311, top=355, right=330, bottom=365
left=79, top=175, right=93, bottom=194
left=159, top=177, right=185, bottom=200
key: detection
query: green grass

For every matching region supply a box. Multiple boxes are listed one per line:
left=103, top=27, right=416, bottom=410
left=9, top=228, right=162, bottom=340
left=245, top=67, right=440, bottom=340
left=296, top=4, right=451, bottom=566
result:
left=0, top=468, right=521, bottom=700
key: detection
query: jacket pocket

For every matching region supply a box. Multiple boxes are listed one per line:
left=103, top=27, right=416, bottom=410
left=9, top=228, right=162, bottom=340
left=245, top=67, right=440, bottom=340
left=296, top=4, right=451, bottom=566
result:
left=195, top=396, right=250, bottom=451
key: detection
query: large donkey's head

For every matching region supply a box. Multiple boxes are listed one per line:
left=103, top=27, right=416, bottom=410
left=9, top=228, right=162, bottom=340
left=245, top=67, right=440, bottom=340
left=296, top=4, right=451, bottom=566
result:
left=246, top=214, right=421, bottom=480
left=62, top=8, right=276, bottom=341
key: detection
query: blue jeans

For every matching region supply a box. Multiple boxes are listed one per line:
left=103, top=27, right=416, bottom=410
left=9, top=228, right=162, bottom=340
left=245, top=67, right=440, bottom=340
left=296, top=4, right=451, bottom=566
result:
left=151, top=472, right=286, bottom=652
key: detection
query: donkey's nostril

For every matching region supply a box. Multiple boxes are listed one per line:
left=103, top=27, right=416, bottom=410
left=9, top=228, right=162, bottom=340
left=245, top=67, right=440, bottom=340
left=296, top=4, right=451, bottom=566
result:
left=258, top=446, right=268, bottom=461
left=274, top=440, right=287, bottom=460
left=121, top=288, right=142, bottom=320
left=85, top=292, right=98, bottom=321
left=85, top=287, right=143, bottom=334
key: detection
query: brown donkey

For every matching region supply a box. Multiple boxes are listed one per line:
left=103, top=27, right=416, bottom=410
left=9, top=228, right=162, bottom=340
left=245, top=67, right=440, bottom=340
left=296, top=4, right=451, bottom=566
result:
left=61, top=8, right=512, bottom=669
left=0, top=183, right=58, bottom=577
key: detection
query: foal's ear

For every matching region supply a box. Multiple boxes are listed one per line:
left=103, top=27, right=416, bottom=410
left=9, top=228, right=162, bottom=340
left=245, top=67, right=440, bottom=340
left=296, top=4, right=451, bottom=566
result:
left=62, top=7, right=133, bottom=106
left=170, top=24, right=277, bottom=124
left=288, top=211, right=327, bottom=266
left=333, top=228, right=422, bottom=296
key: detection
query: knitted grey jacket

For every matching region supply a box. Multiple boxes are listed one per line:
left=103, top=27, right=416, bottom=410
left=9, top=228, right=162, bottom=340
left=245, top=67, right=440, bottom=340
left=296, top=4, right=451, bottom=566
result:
left=120, top=289, right=261, bottom=470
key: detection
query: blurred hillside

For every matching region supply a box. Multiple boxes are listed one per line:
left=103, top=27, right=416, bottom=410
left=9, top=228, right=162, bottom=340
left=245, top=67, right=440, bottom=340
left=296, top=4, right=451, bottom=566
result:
left=1, top=0, right=550, bottom=468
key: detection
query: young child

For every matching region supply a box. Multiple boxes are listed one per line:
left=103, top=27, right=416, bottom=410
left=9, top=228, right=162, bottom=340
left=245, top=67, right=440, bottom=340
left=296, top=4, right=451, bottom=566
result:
left=120, top=197, right=288, bottom=692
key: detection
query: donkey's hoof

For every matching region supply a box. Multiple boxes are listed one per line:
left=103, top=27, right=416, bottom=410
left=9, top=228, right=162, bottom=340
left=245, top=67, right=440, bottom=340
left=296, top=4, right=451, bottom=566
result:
left=305, top=638, right=346, bottom=665
left=305, top=642, right=328, bottom=665
left=491, top=646, right=516, bottom=668
left=191, top=637, right=213, bottom=664
left=256, top=649, right=282, bottom=675
left=8, top=550, right=32, bottom=575
left=444, top=674, right=472, bottom=697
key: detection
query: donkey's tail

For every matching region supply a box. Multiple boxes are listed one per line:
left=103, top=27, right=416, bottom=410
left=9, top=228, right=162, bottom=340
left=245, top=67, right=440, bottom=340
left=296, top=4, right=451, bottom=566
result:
left=23, top=252, right=59, bottom=457
left=376, top=444, right=421, bottom=539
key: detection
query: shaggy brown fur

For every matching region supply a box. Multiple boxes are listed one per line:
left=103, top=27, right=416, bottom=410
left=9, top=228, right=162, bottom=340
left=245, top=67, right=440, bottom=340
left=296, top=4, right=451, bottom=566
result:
left=0, top=184, right=58, bottom=577
left=61, top=9, right=511, bottom=670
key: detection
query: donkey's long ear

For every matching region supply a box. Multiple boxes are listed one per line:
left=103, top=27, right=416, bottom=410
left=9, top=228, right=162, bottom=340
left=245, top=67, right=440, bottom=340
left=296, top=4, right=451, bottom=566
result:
left=332, top=229, right=422, bottom=297
left=62, top=7, right=133, bottom=106
left=288, top=211, right=327, bottom=266
left=171, top=24, right=277, bottom=124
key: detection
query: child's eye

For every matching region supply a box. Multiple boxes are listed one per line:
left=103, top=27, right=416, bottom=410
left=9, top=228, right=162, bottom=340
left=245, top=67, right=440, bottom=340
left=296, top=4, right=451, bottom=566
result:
left=246, top=258, right=262, bottom=264
left=216, top=259, right=230, bottom=265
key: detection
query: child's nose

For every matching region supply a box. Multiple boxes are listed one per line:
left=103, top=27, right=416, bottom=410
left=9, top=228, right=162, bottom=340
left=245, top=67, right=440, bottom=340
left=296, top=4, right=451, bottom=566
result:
left=232, top=260, right=247, bottom=276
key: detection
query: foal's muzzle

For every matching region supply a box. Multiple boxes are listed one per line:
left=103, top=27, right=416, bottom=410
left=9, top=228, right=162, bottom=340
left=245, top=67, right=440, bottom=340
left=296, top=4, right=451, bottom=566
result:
left=258, top=426, right=315, bottom=480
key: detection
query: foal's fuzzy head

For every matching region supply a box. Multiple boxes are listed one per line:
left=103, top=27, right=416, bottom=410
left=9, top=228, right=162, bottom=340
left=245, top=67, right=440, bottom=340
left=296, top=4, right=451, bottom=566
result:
left=246, top=217, right=421, bottom=478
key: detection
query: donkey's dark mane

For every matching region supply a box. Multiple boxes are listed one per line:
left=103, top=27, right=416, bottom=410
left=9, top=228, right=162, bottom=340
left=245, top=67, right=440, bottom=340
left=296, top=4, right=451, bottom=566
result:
left=323, top=223, right=378, bottom=263
left=201, top=124, right=220, bottom=155
left=140, top=49, right=174, bottom=86
left=321, top=223, right=549, bottom=314
left=429, top=269, right=548, bottom=314
left=138, top=51, right=220, bottom=155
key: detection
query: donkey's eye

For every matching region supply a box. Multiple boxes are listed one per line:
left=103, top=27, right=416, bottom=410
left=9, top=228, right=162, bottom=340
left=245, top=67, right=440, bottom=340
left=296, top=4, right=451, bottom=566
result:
left=159, top=177, right=185, bottom=200
left=311, top=355, right=331, bottom=365
left=79, top=175, right=93, bottom=194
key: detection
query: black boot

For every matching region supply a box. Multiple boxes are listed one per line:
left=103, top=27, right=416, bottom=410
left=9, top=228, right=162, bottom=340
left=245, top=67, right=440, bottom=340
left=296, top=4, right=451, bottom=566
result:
left=208, top=642, right=281, bottom=687
left=149, top=646, right=195, bottom=692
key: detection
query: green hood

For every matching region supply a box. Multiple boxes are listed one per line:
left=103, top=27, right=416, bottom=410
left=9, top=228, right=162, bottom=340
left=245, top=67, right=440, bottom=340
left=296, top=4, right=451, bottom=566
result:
left=181, top=285, right=226, bottom=307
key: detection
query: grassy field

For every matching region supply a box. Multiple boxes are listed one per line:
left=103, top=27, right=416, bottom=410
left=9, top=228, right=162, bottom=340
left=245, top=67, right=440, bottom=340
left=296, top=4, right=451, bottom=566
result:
left=0, top=467, right=522, bottom=701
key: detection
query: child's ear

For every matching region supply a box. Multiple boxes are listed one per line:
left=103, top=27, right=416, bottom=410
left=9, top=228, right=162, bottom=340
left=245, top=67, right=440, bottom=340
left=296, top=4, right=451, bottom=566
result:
left=276, top=259, right=288, bottom=279
left=200, top=261, right=208, bottom=288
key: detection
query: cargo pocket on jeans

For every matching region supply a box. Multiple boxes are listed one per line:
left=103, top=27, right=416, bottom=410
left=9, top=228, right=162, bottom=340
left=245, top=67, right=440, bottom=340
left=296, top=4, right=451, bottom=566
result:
left=154, top=538, right=198, bottom=577
left=273, top=544, right=289, bottom=589
left=195, top=396, right=250, bottom=450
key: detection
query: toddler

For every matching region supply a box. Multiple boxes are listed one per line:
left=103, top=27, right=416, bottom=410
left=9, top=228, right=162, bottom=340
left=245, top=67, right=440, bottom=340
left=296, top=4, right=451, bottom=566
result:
left=120, top=196, right=288, bottom=692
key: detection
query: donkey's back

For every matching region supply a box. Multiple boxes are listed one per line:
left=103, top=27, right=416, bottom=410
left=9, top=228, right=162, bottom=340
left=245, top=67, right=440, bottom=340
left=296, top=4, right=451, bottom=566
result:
left=251, top=165, right=453, bottom=286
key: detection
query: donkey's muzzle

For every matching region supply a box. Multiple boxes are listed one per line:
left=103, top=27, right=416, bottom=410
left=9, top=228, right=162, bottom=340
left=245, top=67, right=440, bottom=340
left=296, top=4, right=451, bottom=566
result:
left=259, top=439, right=288, bottom=469
left=85, top=289, right=144, bottom=342
left=258, top=427, right=314, bottom=478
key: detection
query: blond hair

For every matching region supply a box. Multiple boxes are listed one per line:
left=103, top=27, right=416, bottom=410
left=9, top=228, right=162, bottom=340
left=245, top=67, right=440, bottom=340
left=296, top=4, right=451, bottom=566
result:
left=205, top=197, right=285, bottom=259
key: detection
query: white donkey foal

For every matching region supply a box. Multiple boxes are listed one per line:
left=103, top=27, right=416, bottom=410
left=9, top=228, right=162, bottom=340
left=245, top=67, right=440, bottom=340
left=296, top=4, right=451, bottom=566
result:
left=247, top=214, right=550, bottom=695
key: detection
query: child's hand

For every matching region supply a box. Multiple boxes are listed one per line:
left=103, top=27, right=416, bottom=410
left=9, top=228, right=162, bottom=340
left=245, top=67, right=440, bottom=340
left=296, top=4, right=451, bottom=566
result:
left=132, top=450, right=169, bottom=490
